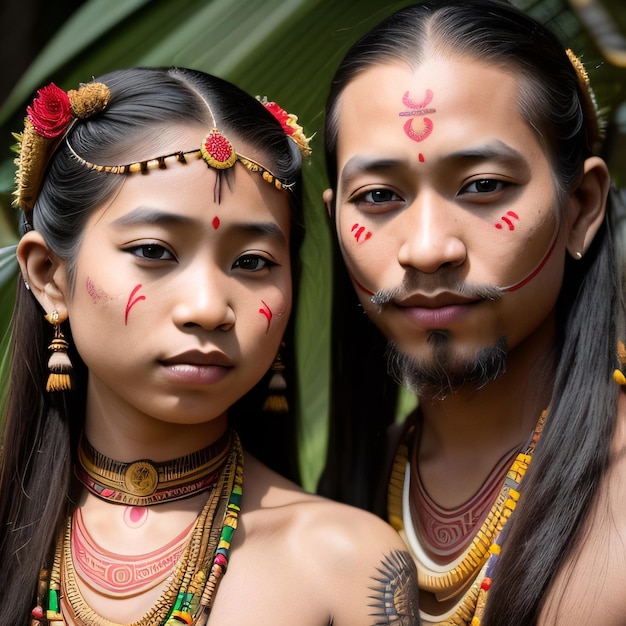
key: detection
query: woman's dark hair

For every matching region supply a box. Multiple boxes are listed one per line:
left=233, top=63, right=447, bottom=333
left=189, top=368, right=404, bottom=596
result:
left=319, top=1, right=623, bottom=623
left=0, top=67, right=304, bottom=623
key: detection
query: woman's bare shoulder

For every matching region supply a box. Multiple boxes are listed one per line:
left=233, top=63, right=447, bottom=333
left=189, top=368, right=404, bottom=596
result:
left=242, top=452, right=409, bottom=560
left=235, top=453, right=419, bottom=625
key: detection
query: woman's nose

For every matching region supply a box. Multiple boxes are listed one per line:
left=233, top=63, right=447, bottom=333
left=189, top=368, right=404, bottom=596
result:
left=172, top=266, right=235, bottom=332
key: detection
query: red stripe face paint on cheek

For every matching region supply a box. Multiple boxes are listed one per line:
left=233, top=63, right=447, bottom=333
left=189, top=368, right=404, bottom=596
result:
left=495, top=211, right=520, bottom=231
left=259, top=300, right=273, bottom=332
left=399, top=89, right=436, bottom=143
left=125, top=284, right=146, bottom=325
left=351, top=223, right=373, bottom=244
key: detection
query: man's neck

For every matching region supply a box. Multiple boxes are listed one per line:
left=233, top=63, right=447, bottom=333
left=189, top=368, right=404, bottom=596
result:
left=415, top=338, right=555, bottom=508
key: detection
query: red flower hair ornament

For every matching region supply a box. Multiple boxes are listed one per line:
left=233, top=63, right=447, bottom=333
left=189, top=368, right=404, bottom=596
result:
left=13, top=81, right=110, bottom=213
left=259, top=97, right=313, bottom=158
left=27, top=83, right=73, bottom=139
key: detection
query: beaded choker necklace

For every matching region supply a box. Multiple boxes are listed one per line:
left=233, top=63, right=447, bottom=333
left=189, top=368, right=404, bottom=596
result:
left=33, top=432, right=244, bottom=626
left=75, top=429, right=232, bottom=506
left=387, top=411, right=546, bottom=625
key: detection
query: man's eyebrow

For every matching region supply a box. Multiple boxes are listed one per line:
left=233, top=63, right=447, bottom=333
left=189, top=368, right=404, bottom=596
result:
left=442, top=140, right=528, bottom=165
left=339, top=156, right=405, bottom=195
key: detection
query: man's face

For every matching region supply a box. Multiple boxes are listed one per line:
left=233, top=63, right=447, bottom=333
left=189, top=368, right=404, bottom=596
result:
left=331, top=56, right=571, bottom=395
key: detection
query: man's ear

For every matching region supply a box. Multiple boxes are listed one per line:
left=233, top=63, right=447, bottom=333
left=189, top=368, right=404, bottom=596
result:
left=566, top=156, right=610, bottom=259
left=323, top=188, right=334, bottom=218
left=16, top=231, right=69, bottom=318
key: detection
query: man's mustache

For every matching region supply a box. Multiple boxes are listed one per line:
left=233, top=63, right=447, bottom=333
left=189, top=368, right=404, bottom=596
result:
left=370, top=272, right=504, bottom=306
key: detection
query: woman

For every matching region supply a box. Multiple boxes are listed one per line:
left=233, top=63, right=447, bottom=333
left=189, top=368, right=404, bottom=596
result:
left=1, top=67, right=418, bottom=625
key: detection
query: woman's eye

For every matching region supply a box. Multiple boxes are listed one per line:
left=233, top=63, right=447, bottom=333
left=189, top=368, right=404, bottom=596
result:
left=462, top=179, right=505, bottom=194
left=126, top=244, right=175, bottom=261
left=232, top=254, right=276, bottom=272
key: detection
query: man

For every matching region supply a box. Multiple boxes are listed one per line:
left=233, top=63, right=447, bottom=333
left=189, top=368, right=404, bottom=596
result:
left=320, top=1, right=626, bottom=624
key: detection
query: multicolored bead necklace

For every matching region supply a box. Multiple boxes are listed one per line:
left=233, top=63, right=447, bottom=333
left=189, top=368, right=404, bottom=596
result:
left=387, top=411, right=546, bottom=625
left=31, top=433, right=244, bottom=626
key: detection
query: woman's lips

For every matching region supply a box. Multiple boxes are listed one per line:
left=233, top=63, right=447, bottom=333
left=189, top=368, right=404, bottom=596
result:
left=159, top=350, right=233, bottom=385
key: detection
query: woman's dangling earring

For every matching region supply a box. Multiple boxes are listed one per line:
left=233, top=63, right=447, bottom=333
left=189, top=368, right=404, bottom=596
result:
left=44, top=310, right=73, bottom=392
left=263, top=344, right=288, bottom=413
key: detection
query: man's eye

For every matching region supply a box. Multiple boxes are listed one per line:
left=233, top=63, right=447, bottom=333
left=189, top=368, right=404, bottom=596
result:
left=364, top=189, right=402, bottom=203
left=462, top=179, right=503, bottom=193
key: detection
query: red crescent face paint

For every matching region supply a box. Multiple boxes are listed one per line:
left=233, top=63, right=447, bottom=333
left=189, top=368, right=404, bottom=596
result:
left=399, top=89, right=437, bottom=143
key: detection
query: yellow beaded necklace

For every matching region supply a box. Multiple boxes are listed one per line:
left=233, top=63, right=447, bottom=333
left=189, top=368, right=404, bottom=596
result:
left=387, top=411, right=546, bottom=625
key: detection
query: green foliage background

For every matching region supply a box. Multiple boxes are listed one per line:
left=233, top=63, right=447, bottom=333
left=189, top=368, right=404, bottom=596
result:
left=0, top=0, right=624, bottom=490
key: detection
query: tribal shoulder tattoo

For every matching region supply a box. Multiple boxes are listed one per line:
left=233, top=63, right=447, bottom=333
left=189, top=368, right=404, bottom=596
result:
left=369, top=549, right=420, bottom=625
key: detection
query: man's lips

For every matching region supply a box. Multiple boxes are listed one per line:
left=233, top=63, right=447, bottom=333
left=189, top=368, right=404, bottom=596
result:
left=384, top=293, right=484, bottom=328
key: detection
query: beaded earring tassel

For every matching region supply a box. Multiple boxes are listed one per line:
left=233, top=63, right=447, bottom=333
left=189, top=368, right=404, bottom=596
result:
left=262, top=348, right=288, bottom=413
left=44, top=311, right=73, bottom=392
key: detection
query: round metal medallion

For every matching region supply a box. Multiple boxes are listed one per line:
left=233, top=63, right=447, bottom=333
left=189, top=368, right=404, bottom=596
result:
left=124, top=461, right=159, bottom=496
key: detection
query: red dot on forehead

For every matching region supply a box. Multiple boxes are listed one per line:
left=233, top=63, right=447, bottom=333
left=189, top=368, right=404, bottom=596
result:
left=212, top=216, right=220, bottom=230
left=418, top=153, right=425, bottom=162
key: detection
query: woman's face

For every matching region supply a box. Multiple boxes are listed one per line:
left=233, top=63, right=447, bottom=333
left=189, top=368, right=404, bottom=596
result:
left=62, top=128, right=292, bottom=429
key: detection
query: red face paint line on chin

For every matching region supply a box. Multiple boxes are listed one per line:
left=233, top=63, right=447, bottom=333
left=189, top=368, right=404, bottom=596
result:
left=399, top=89, right=436, bottom=143
left=351, top=223, right=373, bottom=244
left=212, top=216, right=220, bottom=230
left=495, top=211, right=520, bottom=231
left=125, top=284, right=146, bottom=325
left=259, top=300, right=273, bottom=332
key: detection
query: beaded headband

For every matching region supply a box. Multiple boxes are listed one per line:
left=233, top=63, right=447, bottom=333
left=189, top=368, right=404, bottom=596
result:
left=13, top=79, right=312, bottom=218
